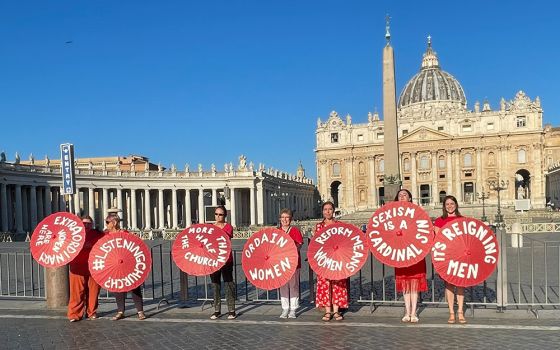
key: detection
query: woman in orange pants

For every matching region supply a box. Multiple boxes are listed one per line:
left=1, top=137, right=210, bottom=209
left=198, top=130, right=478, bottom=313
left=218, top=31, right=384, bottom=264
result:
left=67, top=215, right=105, bottom=322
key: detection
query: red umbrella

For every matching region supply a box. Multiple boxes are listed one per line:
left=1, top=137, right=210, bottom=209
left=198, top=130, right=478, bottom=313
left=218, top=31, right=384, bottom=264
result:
left=88, top=230, right=152, bottom=292
left=432, top=217, right=499, bottom=287
left=172, top=224, right=232, bottom=276
left=30, top=212, right=86, bottom=268
left=366, top=201, right=434, bottom=268
left=307, top=222, right=368, bottom=280
left=242, top=227, right=298, bottom=290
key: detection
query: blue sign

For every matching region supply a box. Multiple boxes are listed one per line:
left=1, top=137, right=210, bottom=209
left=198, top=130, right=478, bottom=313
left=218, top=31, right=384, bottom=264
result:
left=60, top=143, right=76, bottom=195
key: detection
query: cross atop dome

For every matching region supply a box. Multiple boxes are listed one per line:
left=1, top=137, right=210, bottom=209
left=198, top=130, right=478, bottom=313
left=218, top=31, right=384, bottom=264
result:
left=421, top=34, right=439, bottom=69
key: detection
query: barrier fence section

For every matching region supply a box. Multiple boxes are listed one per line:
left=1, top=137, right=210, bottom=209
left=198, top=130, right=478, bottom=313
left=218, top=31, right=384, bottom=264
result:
left=1, top=228, right=560, bottom=317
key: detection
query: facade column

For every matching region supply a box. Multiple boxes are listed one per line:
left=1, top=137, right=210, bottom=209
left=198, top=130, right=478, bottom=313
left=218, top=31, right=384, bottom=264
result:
left=320, top=160, right=328, bottom=201
left=411, top=152, right=418, bottom=202
left=431, top=151, right=438, bottom=205
left=368, top=156, right=377, bottom=208
left=102, top=188, right=109, bottom=220
left=454, top=150, right=462, bottom=202
left=88, top=188, right=95, bottom=219
left=131, top=189, right=138, bottom=230
left=184, top=189, right=192, bottom=227
left=15, top=184, right=23, bottom=233
left=476, top=147, right=483, bottom=193
left=172, top=189, right=178, bottom=229
left=30, top=185, right=38, bottom=229
left=44, top=186, right=52, bottom=216
left=229, top=188, right=237, bottom=227
left=144, top=189, right=151, bottom=230
left=211, top=188, right=218, bottom=206
left=198, top=189, right=205, bottom=224
left=158, top=189, right=165, bottom=229
left=0, top=183, right=8, bottom=232
left=345, top=157, right=355, bottom=210
left=446, top=150, right=453, bottom=195
left=256, top=182, right=264, bottom=225
left=250, top=186, right=256, bottom=226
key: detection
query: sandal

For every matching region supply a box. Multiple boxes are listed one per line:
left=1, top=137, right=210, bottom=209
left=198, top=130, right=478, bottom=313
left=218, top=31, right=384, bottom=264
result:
left=137, top=311, right=147, bottom=320
left=448, top=313, right=456, bottom=324
left=111, top=312, right=125, bottom=321
left=322, top=312, right=332, bottom=322
left=89, top=314, right=98, bottom=320
left=458, top=312, right=467, bottom=324
left=401, top=315, right=411, bottom=323
left=410, top=315, right=419, bottom=323
left=333, top=312, right=344, bottom=321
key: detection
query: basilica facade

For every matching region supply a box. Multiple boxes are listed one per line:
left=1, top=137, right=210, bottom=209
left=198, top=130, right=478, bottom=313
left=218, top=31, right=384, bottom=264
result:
left=316, top=40, right=560, bottom=212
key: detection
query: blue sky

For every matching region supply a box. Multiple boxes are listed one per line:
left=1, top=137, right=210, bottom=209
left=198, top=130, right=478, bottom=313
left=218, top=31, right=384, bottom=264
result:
left=1, top=1, right=559, bottom=179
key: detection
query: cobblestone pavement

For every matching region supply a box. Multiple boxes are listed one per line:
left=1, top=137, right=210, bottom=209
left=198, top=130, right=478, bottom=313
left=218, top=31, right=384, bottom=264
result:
left=1, top=311, right=559, bottom=350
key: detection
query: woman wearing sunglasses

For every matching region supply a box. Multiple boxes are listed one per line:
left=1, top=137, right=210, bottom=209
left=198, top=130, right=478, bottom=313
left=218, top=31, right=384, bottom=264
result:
left=209, top=205, right=236, bottom=320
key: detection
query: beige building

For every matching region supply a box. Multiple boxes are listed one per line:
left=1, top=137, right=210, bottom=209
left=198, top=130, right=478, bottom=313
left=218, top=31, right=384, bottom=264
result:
left=316, top=39, right=560, bottom=212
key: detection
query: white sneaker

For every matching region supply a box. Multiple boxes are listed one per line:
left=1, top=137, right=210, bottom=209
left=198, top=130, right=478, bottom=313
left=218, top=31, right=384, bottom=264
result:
left=279, top=310, right=289, bottom=318
left=288, top=310, right=297, bottom=319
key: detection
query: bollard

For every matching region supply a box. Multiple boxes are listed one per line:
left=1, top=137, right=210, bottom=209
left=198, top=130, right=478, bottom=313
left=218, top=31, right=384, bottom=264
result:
left=511, top=222, right=523, bottom=248
left=45, top=266, right=69, bottom=309
left=179, top=271, right=189, bottom=307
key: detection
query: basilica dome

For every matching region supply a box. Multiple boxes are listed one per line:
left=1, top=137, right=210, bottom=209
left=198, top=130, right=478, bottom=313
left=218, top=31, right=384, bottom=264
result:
left=398, top=38, right=467, bottom=109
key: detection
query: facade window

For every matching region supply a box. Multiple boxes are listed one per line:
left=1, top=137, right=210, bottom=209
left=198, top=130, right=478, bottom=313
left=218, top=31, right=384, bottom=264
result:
left=377, top=132, right=384, bottom=140
left=402, top=129, right=409, bottom=135
left=516, top=116, right=526, bottom=128
left=332, top=162, right=341, bottom=176
left=464, top=153, right=472, bottom=167
left=331, top=133, right=339, bottom=143
left=462, top=124, right=472, bottom=132
left=357, top=134, right=364, bottom=141
left=403, top=158, right=410, bottom=171
left=518, top=149, right=526, bottom=163
left=379, top=159, right=384, bottom=172
left=438, top=126, right=444, bottom=131
left=438, top=155, right=446, bottom=169
left=420, top=155, right=429, bottom=169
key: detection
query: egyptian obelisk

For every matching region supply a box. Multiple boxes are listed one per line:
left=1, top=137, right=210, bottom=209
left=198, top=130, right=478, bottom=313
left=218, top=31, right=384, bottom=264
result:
left=382, top=16, right=401, bottom=202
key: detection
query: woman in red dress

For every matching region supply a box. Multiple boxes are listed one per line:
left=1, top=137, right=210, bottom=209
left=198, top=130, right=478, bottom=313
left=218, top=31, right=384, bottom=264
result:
left=394, top=189, right=428, bottom=323
left=314, top=201, right=348, bottom=321
left=433, top=195, right=466, bottom=324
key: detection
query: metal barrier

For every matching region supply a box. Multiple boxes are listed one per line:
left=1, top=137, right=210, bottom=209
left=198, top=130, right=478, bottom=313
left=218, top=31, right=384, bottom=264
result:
left=0, top=249, right=45, bottom=298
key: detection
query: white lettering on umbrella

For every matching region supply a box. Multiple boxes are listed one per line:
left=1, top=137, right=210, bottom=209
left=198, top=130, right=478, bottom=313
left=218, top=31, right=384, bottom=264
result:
left=248, top=257, right=291, bottom=280
left=314, top=246, right=343, bottom=271
left=244, top=232, right=288, bottom=259
left=370, top=207, right=415, bottom=228
left=447, top=260, right=479, bottom=279
left=315, top=226, right=354, bottom=245
left=183, top=252, right=219, bottom=267
left=345, top=233, right=365, bottom=273
left=437, top=220, right=498, bottom=264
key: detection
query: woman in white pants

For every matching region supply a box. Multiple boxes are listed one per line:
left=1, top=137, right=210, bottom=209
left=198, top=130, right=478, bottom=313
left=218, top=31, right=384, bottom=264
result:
left=278, top=208, right=303, bottom=318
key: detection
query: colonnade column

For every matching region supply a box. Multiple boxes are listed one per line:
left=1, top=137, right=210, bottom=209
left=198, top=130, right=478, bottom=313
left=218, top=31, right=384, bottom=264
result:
left=15, top=184, right=23, bottom=233
left=211, top=189, right=217, bottom=206
left=131, top=189, right=138, bottom=230
left=117, top=189, right=123, bottom=219
left=184, top=189, right=192, bottom=227
left=229, top=188, right=237, bottom=227
left=30, top=186, right=37, bottom=229
left=37, top=188, right=44, bottom=220
left=73, top=191, right=80, bottom=216
left=44, top=186, right=52, bottom=216
left=0, top=183, right=8, bottom=232
left=411, top=152, right=418, bottom=202
left=198, top=189, right=205, bottom=224
left=250, top=186, right=256, bottom=226
left=172, top=189, right=178, bottom=229
left=158, top=189, right=165, bottom=229
left=144, top=189, right=151, bottom=230
left=102, top=188, right=109, bottom=219
left=88, top=188, right=95, bottom=218
left=256, top=183, right=264, bottom=225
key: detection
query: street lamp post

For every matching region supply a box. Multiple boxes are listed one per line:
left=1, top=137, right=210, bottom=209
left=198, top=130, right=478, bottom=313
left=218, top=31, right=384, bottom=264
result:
left=477, top=186, right=490, bottom=222
left=487, top=173, right=509, bottom=225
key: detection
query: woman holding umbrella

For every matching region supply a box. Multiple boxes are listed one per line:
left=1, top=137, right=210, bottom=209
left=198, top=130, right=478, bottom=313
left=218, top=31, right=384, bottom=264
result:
left=107, top=214, right=147, bottom=321
left=433, top=195, right=466, bottom=324
left=278, top=208, right=303, bottom=318
left=314, top=201, right=347, bottom=321
left=394, top=189, right=428, bottom=323
left=209, top=205, right=236, bottom=320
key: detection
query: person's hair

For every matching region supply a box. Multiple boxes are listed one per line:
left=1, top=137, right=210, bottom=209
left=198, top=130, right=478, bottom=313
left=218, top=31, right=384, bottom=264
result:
left=279, top=208, right=293, bottom=218
left=215, top=205, right=227, bottom=217
left=441, top=195, right=462, bottom=218
left=81, top=215, right=93, bottom=223
left=105, top=214, right=121, bottom=230
left=394, top=189, right=413, bottom=202
left=321, top=201, right=335, bottom=211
